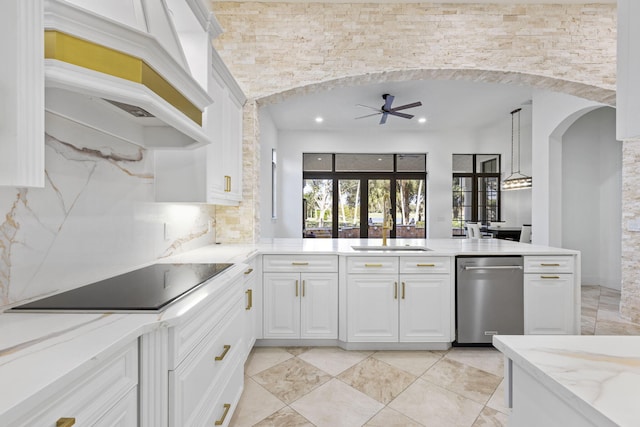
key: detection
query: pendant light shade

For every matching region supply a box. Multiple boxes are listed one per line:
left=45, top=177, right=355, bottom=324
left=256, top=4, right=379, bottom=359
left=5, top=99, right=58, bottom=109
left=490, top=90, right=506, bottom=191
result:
left=503, top=108, right=532, bottom=191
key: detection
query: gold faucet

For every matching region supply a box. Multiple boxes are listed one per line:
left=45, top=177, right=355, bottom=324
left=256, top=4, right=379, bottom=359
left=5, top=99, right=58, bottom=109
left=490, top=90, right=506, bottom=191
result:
left=382, top=194, right=393, bottom=246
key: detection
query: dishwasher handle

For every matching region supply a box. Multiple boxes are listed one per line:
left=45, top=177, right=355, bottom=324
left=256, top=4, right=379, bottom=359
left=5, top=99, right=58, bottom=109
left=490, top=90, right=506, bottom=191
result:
left=463, top=265, right=523, bottom=271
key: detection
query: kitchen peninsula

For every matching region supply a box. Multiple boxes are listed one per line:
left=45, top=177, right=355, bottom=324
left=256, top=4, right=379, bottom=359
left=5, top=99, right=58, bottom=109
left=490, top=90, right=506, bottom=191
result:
left=0, top=238, right=580, bottom=426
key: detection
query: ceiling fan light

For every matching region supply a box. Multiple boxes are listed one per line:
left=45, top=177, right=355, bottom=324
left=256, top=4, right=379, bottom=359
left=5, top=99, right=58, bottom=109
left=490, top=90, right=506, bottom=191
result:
left=315, top=116, right=323, bottom=123
left=418, top=117, right=427, bottom=123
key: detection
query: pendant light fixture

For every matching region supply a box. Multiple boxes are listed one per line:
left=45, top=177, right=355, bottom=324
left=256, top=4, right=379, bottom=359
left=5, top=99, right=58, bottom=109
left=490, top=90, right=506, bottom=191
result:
left=502, top=107, right=532, bottom=190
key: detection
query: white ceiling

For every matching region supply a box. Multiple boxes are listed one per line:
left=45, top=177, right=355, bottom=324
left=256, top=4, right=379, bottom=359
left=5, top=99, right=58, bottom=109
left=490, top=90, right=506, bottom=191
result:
left=263, top=79, right=534, bottom=132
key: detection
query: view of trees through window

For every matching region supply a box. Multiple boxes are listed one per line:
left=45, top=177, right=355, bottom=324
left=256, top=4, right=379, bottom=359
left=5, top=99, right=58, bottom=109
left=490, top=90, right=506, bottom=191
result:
left=303, top=154, right=426, bottom=239
left=452, top=154, right=501, bottom=237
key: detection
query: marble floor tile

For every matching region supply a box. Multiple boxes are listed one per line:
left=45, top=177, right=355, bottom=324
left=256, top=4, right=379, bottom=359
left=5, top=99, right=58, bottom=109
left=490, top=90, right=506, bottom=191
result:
left=422, top=358, right=502, bottom=405
left=284, top=346, right=312, bottom=356
left=364, top=406, right=424, bottom=427
left=444, top=347, right=504, bottom=377
left=485, top=379, right=509, bottom=415
left=253, top=357, right=332, bottom=404
left=229, top=377, right=286, bottom=426
left=291, top=378, right=384, bottom=427
left=253, top=406, right=315, bottom=427
left=372, top=350, right=443, bottom=377
left=389, top=378, right=484, bottom=427
left=471, top=406, right=509, bottom=427
left=297, top=346, right=373, bottom=376
left=338, top=357, right=417, bottom=404
left=245, top=347, right=294, bottom=376
left=231, top=285, right=636, bottom=426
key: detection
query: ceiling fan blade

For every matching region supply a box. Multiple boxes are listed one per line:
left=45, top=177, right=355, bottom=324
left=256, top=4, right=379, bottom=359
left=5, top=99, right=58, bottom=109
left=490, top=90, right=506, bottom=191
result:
left=382, top=94, right=394, bottom=111
left=355, top=112, right=382, bottom=120
left=356, top=104, right=382, bottom=112
left=388, top=111, right=414, bottom=119
left=390, top=101, right=422, bottom=112
left=379, top=112, right=388, bottom=125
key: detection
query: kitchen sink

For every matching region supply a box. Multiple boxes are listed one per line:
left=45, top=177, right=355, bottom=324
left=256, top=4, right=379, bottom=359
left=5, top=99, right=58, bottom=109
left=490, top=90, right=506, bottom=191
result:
left=351, top=245, right=432, bottom=252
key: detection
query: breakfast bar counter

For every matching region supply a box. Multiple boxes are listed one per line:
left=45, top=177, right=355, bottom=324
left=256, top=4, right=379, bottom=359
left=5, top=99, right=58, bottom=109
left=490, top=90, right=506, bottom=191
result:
left=493, top=335, right=640, bottom=427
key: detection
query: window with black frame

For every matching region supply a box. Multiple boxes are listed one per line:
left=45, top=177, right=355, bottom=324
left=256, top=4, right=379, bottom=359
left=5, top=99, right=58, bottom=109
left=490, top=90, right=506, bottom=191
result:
left=303, top=153, right=427, bottom=239
left=452, top=154, right=501, bottom=237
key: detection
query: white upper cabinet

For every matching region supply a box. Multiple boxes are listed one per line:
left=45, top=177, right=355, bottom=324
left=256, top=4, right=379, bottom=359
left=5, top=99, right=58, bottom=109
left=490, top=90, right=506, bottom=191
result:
left=0, top=0, right=44, bottom=187
left=617, top=0, right=640, bottom=140
left=155, top=46, right=246, bottom=205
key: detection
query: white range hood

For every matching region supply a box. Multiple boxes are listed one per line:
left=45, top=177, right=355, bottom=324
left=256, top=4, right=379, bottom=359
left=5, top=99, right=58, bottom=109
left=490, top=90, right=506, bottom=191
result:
left=43, top=0, right=215, bottom=149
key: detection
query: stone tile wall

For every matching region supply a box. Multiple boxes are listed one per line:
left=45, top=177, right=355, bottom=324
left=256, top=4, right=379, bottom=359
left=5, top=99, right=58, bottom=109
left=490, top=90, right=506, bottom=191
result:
left=622, top=140, right=640, bottom=323
left=210, top=2, right=617, bottom=244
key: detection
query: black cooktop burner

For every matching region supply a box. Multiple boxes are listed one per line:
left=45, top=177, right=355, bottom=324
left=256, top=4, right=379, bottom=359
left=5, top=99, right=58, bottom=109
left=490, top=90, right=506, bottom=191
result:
left=10, top=263, right=233, bottom=312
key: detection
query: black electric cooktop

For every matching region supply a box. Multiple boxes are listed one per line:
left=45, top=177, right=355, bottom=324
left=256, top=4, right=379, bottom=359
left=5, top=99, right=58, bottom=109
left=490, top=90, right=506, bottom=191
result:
left=10, top=263, right=233, bottom=312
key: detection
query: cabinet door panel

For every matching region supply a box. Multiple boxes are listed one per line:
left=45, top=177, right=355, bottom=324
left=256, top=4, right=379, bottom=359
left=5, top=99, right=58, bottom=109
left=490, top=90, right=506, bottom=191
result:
left=399, top=275, right=451, bottom=342
left=524, top=274, right=574, bottom=334
left=347, top=275, right=398, bottom=342
left=300, top=273, right=338, bottom=339
left=263, top=273, right=300, bottom=338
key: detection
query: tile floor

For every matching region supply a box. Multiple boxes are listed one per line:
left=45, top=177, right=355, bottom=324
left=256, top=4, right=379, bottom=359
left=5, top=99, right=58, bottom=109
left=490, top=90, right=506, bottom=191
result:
left=230, top=286, right=639, bottom=427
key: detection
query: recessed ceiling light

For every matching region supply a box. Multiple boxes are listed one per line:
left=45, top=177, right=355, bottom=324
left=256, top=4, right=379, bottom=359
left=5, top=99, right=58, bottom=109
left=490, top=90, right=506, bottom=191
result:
left=418, top=117, right=427, bottom=124
left=315, top=117, right=324, bottom=123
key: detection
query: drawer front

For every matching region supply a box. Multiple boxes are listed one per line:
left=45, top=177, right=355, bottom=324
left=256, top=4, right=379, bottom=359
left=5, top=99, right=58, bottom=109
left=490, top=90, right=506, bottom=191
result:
left=168, top=275, right=243, bottom=368
left=17, top=342, right=138, bottom=427
left=524, top=256, right=574, bottom=273
left=399, top=256, right=451, bottom=274
left=263, top=254, right=338, bottom=272
left=347, top=256, right=399, bottom=274
left=94, top=387, right=138, bottom=427
left=169, top=301, right=244, bottom=427
left=206, top=356, right=244, bottom=427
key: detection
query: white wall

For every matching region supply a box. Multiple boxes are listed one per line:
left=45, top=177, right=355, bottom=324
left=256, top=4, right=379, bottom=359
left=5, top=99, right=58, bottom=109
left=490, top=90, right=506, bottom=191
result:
left=531, top=90, right=603, bottom=246
left=0, top=123, right=216, bottom=309
left=268, top=116, right=530, bottom=238
left=562, top=107, right=621, bottom=289
left=259, top=109, right=279, bottom=238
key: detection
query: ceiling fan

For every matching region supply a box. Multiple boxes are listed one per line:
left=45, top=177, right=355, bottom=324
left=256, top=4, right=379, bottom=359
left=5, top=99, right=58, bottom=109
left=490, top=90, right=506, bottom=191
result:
left=356, top=93, right=422, bottom=125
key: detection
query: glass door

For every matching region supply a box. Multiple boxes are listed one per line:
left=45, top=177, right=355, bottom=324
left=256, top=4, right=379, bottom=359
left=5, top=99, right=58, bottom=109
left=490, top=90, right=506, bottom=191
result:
left=338, top=179, right=360, bottom=238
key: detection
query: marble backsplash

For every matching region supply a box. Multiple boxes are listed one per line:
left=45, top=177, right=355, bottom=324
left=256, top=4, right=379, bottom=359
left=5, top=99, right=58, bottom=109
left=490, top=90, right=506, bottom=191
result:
left=0, top=129, right=215, bottom=309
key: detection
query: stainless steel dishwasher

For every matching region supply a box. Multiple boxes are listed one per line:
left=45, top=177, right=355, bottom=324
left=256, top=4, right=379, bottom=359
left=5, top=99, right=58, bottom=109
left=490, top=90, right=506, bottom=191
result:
left=456, top=256, right=524, bottom=345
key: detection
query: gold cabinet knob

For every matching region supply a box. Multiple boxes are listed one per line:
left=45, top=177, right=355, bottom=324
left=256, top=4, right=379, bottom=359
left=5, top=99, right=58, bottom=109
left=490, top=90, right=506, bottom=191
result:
left=57, top=418, right=76, bottom=427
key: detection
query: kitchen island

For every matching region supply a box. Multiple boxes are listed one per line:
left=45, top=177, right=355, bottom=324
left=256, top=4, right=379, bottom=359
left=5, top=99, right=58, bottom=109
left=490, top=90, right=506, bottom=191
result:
left=494, top=335, right=640, bottom=427
left=0, top=238, right=580, bottom=426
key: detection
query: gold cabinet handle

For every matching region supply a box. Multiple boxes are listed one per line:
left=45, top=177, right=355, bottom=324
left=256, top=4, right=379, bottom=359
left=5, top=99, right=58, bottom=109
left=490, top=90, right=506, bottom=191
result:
left=302, top=280, right=306, bottom=297
left=394, top=282, right=398, bottom=299
left=292, top=262, right=309, bottom=266
left=245, top=289, right=253, bottom=310
left=540, top=263, right=560, bottom=267
left=416, top=263, right=435, bottom=267
left=57, top=419, right=76, bottom=427
left=244, top=268, right=254, bottom=275
left=214, top=403, right=231, bottom=425
left=215, top=344, right=231, bottom=361
left=402, top=282, right=405, bottom=299
left=224, top=175, right=231, bottom=192
left=365, top=263, right=383, bottom=267
left=540, top=275, right=561, bottom=279
left=295, top=279, right=299, bottom=297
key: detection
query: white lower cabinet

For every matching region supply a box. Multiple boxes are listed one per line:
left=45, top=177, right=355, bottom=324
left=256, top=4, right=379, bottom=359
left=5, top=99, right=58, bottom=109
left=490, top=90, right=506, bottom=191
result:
left=262, top=255, right=339, bottom=340
left=12, top=341, right=138, bottom=427
left=399, top=274, right=451, bottom=341
left=263, top=272, right=338, bottom=339
left=347, top=256, right=452, bottom=343
left=524, top=256, right=576, bottom=334
left=242, top=257, right=259, bottom=357
left=169, top=302, right=244, bottom=427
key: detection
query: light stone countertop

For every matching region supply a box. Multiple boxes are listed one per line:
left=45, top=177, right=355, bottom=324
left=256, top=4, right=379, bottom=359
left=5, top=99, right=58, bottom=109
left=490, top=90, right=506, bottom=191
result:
left=493, top=335, right=640, bottom=427
left=0, top=238, right=577, bottom=422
